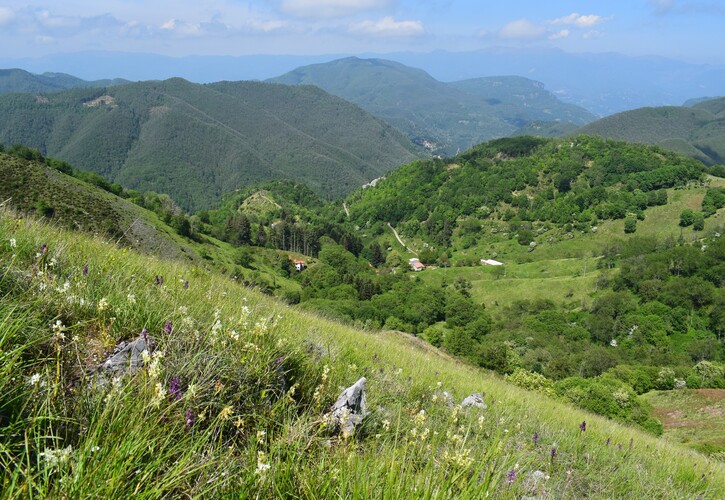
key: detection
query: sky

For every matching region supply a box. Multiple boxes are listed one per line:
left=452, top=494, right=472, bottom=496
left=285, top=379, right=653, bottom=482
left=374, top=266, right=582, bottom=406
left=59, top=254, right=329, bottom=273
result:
left=0, top=0, right=724, bottom=63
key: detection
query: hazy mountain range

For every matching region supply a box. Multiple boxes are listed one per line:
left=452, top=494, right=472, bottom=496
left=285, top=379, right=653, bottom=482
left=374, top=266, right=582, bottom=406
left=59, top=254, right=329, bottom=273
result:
left=268, top=57, right=594, bottom=155
left=3, top=48, right=725, bottom=115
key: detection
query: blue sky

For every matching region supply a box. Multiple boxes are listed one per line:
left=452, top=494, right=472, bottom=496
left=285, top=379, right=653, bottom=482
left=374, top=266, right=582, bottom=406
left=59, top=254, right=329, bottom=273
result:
left=1, top=0, right=723, bottom=63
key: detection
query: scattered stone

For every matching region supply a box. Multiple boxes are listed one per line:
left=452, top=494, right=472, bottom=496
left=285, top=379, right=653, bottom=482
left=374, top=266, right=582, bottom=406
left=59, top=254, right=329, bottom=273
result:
left=100, top=335, right=153, bottom=373
left=330, top=377, right=369, bottom=438
left=461, top=392, right=487, bottom=409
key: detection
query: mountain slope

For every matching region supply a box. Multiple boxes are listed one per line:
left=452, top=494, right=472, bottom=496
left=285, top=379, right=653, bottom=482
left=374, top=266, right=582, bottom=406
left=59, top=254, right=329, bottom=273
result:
left=269, top=57, right=596, bottom=155
left=577, top=97, right=725, bottom=165
left=0, top=78, right=421, bottom=211
left=1, top=202, right=723, bottom=498
left=0, top=67, right=128, bottom=95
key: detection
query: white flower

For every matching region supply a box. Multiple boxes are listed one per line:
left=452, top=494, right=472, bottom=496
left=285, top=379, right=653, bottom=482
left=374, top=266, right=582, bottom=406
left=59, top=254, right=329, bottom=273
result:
left=97, top=297, right=109, bottom=311
left=127, top=293, right=136, bottom=304
left=52, top=320, right=65, bottom=340
left=29, top=373, right=42, bottom=386
left=9, top=238, right=16, bottom=248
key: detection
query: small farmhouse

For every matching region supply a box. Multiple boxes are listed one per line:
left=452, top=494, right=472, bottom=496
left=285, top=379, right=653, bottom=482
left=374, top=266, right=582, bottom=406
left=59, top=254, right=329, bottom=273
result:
left=480, top=259, right=504, bottom=266
left=409, top=258, right=426, bottom=271
left=293, top=259, right=307, bottom=271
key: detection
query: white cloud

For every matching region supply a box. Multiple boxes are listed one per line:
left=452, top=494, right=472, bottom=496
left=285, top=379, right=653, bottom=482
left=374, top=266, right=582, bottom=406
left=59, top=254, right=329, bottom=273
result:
left=280, top=0, right=391, bottom=18
left=499, top=19, right=546, bottom=39
left=548, top=29, right=569, bottom=40
left=0, top=6, right=15, bottom=25
left=550, top=13, right=607, bottom=28
left=349, top=16, right=423, bottom=37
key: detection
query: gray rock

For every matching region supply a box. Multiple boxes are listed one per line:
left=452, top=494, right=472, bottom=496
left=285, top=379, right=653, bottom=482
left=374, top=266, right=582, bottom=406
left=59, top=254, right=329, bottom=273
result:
left=101, top=335, right=152, bottom=373
left=330, top=377, right=369, bottom=437
left=461, top=392, right=487, bottom=409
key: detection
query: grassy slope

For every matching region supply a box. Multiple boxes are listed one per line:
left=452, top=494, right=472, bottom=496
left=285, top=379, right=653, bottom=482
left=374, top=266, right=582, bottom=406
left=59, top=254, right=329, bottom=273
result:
left=394, top=179, right=724, bottom=312
left=643, top=389, right=725, bottom=456
left=0, top=152, right=303, bottom=299
left=1, top=209, right=723, bottom=497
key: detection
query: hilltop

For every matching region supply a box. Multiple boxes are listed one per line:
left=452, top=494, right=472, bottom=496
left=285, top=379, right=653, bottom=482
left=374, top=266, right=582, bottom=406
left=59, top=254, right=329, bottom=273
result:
left=577, top=97, right=725, bottom=165
left=0, top=78, right=421, bottom=211
left=0, top=67, right=128, bottom=95
left=269, top=57, right=595, bottom=155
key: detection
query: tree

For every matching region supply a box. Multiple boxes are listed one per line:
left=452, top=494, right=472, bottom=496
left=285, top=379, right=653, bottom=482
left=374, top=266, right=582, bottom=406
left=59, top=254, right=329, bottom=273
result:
left=679, top=208, right=695, bottom=227
left=692, top=212, right=705, bottom=231
left=624, top=215, right=637, bottom=234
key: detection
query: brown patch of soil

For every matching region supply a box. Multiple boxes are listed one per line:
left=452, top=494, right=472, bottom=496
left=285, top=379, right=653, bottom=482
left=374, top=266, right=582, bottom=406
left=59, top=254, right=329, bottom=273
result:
left=694, top=389, right=725, bottom=401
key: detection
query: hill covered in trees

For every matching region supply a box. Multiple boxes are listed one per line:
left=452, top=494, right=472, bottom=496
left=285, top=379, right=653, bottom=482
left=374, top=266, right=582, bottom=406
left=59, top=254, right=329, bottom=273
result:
left=0, top=78, right=421, bottom=211
left=577, top=97, right=725, bottom=166
left=0, top=67, right=128, bottom=95
left=269, top=57, right=595, bottom=155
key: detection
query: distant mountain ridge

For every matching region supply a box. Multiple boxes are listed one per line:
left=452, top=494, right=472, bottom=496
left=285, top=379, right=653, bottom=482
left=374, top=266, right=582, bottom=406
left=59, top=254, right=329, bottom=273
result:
left=577, top=96, right=725, bottom=165
left=5, top=49, right=725, bottom=115
left=0, top=67, right=129, bottom=95
left=268, top=57, right=596, bottom=155
left=0, top=78, right=421, bottom=211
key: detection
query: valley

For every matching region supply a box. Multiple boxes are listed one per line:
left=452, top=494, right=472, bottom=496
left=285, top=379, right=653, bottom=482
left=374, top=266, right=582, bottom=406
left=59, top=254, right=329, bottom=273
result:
left=1, top=45, right=724, bottom=497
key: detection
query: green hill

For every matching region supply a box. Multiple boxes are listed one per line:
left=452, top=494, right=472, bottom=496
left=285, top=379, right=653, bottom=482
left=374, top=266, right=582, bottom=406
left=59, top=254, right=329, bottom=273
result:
left=0, top=78, right=421, bottom=211
left=269, top=57, right=596, bottom=155
left=577, top=97, right=725, bottom=165
left=0, top=68, right=128, bottom=95
left=1, top=198, right=723, bottom=497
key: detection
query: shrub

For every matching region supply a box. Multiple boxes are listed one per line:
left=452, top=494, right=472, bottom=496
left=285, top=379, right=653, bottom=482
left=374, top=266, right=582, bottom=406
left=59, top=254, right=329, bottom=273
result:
left=505, top=368, right=555, bottom=396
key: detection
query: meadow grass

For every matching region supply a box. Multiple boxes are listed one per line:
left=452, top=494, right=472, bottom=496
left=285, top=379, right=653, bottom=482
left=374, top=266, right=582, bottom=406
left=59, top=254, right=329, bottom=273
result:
left=1, top=207, right=723, bottom=498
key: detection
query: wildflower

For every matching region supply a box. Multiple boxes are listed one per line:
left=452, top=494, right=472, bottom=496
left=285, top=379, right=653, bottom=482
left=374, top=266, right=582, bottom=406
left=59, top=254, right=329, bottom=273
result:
left=618, top=444, right=623, bottom=451
left=579, top=420, right=586, bottom=432
left=91, top=446, right=100, bottom=453
left=9, top=238, right=16, bottom=248
left=141, top=328, right=149, bottom=343
left=551, top=447, right=557, bottom=459
left=155, top=275, right=164, bottom=286
left=606, top=438, right=611, bottom=446
left=533, top=431, right=539, bottom=446
left=275, top=356, right=284, bottom=365
left=82, top=263, right=89, bottom=276
left=381, top=419, right=391, bottom=431
left=255, top=451, right=271, bottom=475
left=185, top=409, right=195, bottom=430
left=164, top=321, right=172, bottom=335
left=257, top=430, right=267, bottom=444
left=127, top=293, right=136, bottom=304
left=97, top=297, right=109, bottom=312
left=52, top=320, right=65, bottom=341
left=507, top=469, right=517, bottom=484
left=40, top=243, right=48, bottom=255
left=29, top=373, right=42, bottom=386
left=150, top=382, right=165, bottom=408
left=169, top=376, right=182, bottom=401
left=184, top=280, right=189, bottom=289
left=219, top=405, right=233, bottom=421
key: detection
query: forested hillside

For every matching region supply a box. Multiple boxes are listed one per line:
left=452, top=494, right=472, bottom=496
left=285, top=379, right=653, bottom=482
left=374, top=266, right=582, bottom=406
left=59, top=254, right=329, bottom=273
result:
left=0, top=68, right=129, bottom=95
left=578, top=97, right=725, bottom=165
left=269, top=57, right=595, bottom=155
left=0, top=78, right=421, bottom=211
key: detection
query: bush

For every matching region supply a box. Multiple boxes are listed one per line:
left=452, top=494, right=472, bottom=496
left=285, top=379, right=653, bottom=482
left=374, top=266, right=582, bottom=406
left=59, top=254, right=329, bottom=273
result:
left=505, top=368, right=555, bottom=396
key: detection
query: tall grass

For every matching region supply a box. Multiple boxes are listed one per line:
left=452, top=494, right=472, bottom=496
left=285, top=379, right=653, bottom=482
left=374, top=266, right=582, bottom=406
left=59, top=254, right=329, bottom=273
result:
left=1, top=208, right=723, bottom=498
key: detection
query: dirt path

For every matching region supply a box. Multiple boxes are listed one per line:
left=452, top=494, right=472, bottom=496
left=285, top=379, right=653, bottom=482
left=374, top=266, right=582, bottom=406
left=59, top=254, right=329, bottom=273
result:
left=387, top=222, right=417, bottom=255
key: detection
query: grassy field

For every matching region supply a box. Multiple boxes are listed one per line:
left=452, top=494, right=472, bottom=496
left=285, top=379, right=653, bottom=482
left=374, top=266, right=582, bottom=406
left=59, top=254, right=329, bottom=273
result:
left=643, top=389, right=725, bottom=457
left=1, top=207, right=723, bottom=497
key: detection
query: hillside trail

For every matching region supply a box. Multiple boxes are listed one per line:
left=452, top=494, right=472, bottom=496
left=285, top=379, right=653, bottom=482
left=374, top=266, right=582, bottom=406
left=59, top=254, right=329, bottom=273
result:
left=387, top=222, right=417, bottom=255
